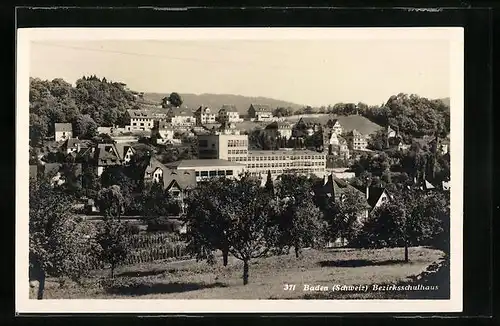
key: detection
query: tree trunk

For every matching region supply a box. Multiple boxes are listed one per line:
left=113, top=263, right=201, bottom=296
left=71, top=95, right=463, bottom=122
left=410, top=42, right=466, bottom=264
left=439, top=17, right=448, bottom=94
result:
left=294, top=246, right=300, bottom=258
left=37, top=269, right=46, bottom=300
left=222, top=247, right=229, bottom=267
left=404, top=240, right=409, bottom=263
left=110, top=263, right=115, bottom=279
left=243, top=259, right=249, bottom=285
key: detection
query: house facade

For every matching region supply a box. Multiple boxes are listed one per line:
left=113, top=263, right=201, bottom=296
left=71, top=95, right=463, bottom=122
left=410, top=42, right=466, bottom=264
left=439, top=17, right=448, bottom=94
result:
left=126, top=109, right=168, bottom=132
left=327, top=119, right=343, bottom=135
left=168, top=107, right=196, bottom=126
left=344, top=129, right=368, bottom=151
left=54, top=123, right=73, bottom=142
left=195, top=106, right=217, bottom=125
left=248, top=104, right=273, bottom=122
left=265, top=121, right=293, bottom=140
left=218, top=105, right=243, bottom=123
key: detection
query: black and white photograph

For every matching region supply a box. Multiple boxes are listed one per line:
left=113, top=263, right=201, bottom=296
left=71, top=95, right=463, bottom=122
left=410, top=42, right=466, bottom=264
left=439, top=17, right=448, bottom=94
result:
left=16, top=27, right=464, bottom=313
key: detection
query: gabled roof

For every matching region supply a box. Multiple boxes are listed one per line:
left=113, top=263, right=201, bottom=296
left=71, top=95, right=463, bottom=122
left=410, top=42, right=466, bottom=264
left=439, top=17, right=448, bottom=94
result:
left=164, top=169, right=197, bottom=190
left=266, top=121, right=293, bottom=130
left=366, top=187, right=389, bottom=208
left=169, top=107, right=193, bottom=117
left=220, top=104, right=238, bottom=112
left=114, top=143, right=135, bottom=160
left=54, top=123, right=72, bottom=132
left=346, top=129, right=363, bottom=137
left=326, top=119, right=340, bottom=127
left=249, top=104, right=272, bottom=112
left=95, top=143, right=122, bottom=166
left=296, top=117, right=325, bottom=126
left=323, top=174, right=367, bottom=203
left=127, top=108, right=169, bottom=120
left=145, top=157, right=197, bottom=190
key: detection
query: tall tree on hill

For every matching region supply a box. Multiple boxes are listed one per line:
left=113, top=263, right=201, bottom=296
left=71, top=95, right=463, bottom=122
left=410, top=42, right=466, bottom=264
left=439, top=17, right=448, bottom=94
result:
left=167, top=92, right=183, bottom=107
left=96, top=185, right=125, bottom=220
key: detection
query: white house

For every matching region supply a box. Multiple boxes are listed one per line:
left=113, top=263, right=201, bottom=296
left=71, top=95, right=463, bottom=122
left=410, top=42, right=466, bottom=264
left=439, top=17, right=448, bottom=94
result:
left=54, top=123, right=73, bottom=142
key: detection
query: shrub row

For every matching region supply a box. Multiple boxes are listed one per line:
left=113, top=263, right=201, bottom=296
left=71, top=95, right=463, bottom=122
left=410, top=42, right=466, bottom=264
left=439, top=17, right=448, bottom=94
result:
left=128, top=232, right=182, bottom=249
left=125, top=242, right=188, bottom=264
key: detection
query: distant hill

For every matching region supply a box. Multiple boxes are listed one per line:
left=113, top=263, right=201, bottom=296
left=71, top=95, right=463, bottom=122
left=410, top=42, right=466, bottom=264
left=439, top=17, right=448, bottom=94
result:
left=142, top=93, right=304, bottom=115
left=284, top=114, right=383, bottom=135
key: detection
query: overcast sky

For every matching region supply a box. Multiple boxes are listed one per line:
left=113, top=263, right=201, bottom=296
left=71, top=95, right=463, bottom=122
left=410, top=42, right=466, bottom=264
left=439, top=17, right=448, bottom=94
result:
left=29, top=39, right=450, bottom=107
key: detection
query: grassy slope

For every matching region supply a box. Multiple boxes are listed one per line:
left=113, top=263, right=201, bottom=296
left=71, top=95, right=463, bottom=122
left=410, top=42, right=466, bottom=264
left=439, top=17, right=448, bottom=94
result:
left=142, top=93, right=304, bottom=115
left=36, top=247, right=445, bottom=300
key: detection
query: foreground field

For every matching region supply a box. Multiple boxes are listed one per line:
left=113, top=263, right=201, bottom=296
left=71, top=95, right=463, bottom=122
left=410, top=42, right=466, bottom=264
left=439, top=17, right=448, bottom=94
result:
left=34, top=246, right=446, bottom=300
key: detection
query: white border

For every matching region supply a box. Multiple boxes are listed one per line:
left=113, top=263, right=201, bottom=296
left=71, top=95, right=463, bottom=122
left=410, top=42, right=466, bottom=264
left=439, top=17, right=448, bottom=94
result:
left=16, top=27, right=464, bottom=314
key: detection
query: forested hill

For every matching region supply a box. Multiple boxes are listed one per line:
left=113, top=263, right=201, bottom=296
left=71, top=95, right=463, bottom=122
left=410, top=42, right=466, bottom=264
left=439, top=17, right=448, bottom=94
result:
left=143, top=92, right=304, bottom=115
left=29, top=76, right=139, bottom=145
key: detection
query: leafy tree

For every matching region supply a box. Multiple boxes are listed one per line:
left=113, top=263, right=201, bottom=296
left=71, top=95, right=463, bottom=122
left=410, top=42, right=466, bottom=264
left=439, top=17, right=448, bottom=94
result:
left=354, top=188, right=448, bottom=260
left=167, top=92, right=183, bottom=107
left=184, top=177, right=279, bottom=284
left=367, top=129, right=389, bottom=151
left=96, top=219, right=131, bottom=278
left=74, top=114, right=98, bottom=139
left=274, top=174, right=326, bottom=257
left=141, top=182, right=181, bottom=221
left=248, top=128, right=278, bottom=150
left=324, top=187, right=368, bottom=246
left=96, top=185, right=125, bottom=219
left=273, top=107, right=293, bottom=117
left=29, top=177, right=101, bottom=299
left=29, top=113, right=49, bottom=146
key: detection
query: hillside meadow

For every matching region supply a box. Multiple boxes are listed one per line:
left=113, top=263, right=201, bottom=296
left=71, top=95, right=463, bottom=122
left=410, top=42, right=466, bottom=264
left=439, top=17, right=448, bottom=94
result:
left=32, top=246, right=445, bottom=300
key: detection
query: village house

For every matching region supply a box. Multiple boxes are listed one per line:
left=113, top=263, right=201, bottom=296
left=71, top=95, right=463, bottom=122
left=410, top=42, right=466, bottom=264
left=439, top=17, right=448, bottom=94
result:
left=151, top=120, right=175, bottom=145
left=61, top=137, right=93, bottom=155
left=194, top=106, right=217, bottom=125
left=144, top=157, right=197, bottom=203
left=126, top=108, right=169, bottom=132
left=326, top=119, right=343, bottom=135
left=365, top=186, right=393, bottom=214
left=294, top=117, right=323, bottom=136
left=54, top=123, right=73, bottom=142
left=247, top=104, right=273, bottom=122
left=93, top=143, right=123, bottom=176
left=322, top=174, right=371, bottom=224
left=265, top=121, right=293, bottom=140
left=29, top=163, right=83, bottom=187
left=325, top=131, right=350, bottom=159
left=344, top=129, right=368, bottom=151
left=218, top=105, right=243, bottom=123
left=167, top=107, right=196, bottom=127
left=114, top=143, right=136, bottom=164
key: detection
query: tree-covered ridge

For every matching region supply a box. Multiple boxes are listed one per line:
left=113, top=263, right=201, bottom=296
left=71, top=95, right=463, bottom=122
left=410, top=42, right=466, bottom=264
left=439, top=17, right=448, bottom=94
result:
left=29, top=76, right=139, bottom=144
left=361, top=93, right=450, bottom=138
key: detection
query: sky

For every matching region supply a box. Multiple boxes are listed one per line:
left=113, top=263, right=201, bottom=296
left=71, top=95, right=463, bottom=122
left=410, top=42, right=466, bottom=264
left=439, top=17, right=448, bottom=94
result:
left=29, top=38, right=451, bottom=107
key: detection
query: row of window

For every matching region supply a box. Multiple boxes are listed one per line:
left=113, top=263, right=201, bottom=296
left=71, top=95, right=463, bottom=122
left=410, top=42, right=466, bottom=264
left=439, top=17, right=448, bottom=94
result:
left=248, top=168, right=323, bottom=177
left=227, top=140, right=248, bottom=147
left=247, top=154, right=324, bottom=161
left=246, top=161, right=324, bottom=168
left=228, top=150, right=248, bottom=155
left=132, top=122, right=152, bottom=127
left=195, top=170, right=235, bottom=177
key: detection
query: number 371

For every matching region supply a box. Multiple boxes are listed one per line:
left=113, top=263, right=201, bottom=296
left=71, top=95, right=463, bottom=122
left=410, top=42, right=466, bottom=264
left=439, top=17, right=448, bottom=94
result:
left=283, top=284, right=296, bottom=291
